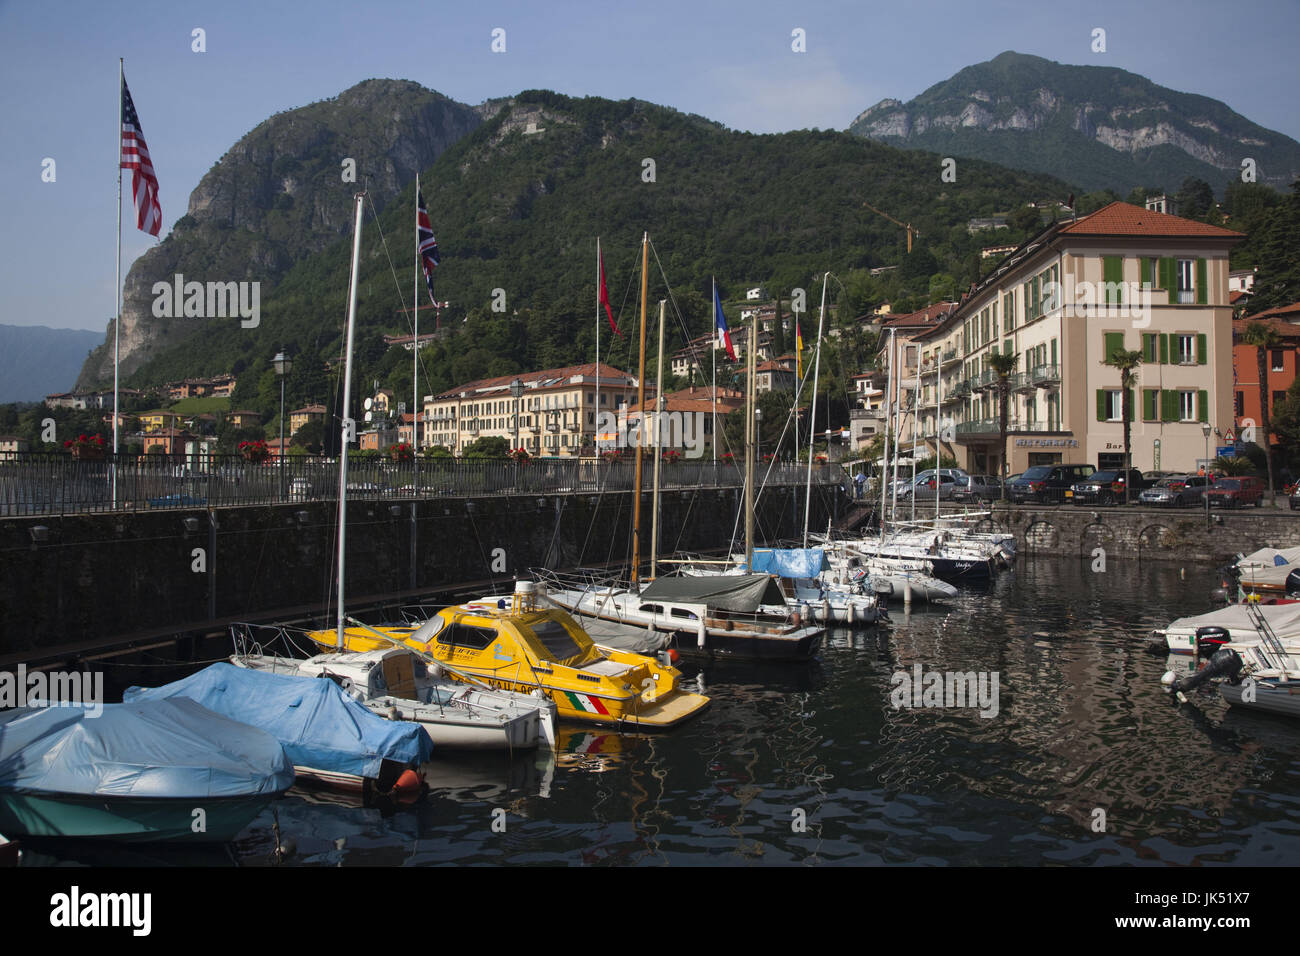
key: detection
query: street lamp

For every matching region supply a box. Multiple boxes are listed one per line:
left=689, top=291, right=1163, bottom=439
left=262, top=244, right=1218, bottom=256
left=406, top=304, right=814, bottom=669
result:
left=509, top=378, right=524, bottom=454
left=273, top=349, right=293, bottom=500
left=1202, top=421, right=1212, bottom=521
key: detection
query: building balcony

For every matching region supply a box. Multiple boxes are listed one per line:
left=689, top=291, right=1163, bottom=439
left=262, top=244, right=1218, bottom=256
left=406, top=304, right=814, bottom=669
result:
left=971, top=369, right=998, bottom=392
left=1030, top=364, right=1061, bottom=387
left=953, top=419, right=1061, bottom=443
left=940, top=349, right=960, bottom=369
left=1011, top=372, right=1034, bottom=393
left=950, top=380, right=971, bottom=399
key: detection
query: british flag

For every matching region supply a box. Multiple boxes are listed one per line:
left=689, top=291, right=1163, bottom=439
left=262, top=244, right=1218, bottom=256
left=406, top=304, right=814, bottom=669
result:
left=120, top=75, right=161, bottom=236
left=416, top=191, right=440, bottom=305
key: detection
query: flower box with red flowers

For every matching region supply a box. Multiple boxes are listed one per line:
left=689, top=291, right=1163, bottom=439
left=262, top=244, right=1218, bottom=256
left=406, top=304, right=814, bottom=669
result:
left=64, top=434, right=107, bottom=460
left=238, top=439, right=270, bottom=463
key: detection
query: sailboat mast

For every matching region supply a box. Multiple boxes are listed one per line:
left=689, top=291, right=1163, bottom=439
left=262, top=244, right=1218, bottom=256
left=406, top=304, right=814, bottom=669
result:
left=745, top=309, right=756, bottom=569
left=651, top=299, right=665, bottom=580
left=335, top=193, right=366, bottom=644
left=413, top=174, right=420, bottom=457
left=595, top=237, right=601, bottom=455
left=911, top=367, right=919, bottom=523
left=935, top=349, right=942, bottom=520
left=802, top=274, right=828, bottom=547
left=711, top=277, right=717, bottom=464
left=880, top=326, right=895, bottom=543
left=631, top=233, right=649, bottom=584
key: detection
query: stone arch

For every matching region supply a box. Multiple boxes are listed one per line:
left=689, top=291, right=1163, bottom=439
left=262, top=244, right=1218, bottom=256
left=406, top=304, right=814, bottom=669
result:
left=974, top=517, right=997, bottom=533
left=1079, top=522, right=1115, bottom=557
left=1024, top=520, right=1059, bottom=552
left=1138, top=523, right=1177, bottom=552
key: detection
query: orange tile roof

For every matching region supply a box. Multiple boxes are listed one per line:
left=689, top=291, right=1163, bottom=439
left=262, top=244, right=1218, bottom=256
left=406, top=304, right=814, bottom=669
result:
left=432, top=363, right=635, bottom=400
left=1058, top=201, right=1244, bottom=239
left=1244, top=300, right=1300, bottom=321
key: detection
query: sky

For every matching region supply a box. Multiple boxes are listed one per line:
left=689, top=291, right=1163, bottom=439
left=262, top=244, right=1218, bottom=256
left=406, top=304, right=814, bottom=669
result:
left=2, top=0, right=1298, bottom=334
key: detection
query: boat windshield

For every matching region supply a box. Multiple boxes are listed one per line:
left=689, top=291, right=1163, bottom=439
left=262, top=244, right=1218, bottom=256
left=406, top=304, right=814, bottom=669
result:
left=523, top=619, right=585, bottom=662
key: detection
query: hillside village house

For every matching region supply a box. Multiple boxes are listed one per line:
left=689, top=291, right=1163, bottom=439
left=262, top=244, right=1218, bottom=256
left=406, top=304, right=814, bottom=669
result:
left=890, top=202, right=1242, bottom=477
left=1232, top=301, right=1300, bottom=447
left=422, top=363, right=649, bottom=457
left=290, top=404, right=327, bottom=436
left=0, top=436, right=30, bottom=460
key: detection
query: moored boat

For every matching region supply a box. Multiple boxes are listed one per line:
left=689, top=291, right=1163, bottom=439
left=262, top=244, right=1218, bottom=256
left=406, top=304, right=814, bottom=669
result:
left=305, top=582, right=711, bottom=730
left=124, top=663, right=433, bottom=794
left=0, top=698, right=294, bottom=842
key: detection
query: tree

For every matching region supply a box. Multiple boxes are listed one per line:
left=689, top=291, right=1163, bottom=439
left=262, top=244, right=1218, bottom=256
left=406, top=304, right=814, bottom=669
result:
left=291, top=418, right=325, bottom=455
left=1104, top=348, right=1143, bottom=504
left=1174, top=177, right=1215, bottom=221
left=771, top=293, right=787, bottom=357
left=462, top=435, right=511, bottom=459
left=989, top=351, right=1019, bottom=499
left=1009, top=206, right=1040, bottom=235
left=1241, top=321, right=1282, bottom=505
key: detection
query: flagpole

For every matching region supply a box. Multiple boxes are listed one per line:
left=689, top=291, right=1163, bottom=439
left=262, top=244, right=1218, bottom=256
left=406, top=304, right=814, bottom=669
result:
left=112, top=58, right=123, bottom=509
left=711, top=277, right=716, bottom=463
left=595, top=237, right=601, bottom=457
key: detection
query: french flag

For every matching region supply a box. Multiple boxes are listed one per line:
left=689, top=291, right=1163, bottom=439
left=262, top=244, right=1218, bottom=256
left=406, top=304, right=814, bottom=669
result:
left=714, top=283, right=736, bottom=361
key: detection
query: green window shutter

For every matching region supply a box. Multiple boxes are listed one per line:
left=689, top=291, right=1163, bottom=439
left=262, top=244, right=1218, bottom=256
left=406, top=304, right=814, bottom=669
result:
left=1160, top=258, right=1176, bottom=302
left=1096, top=390, right=1108, bottom=422
left=1161, top=390, right=1177, bottom=422
left=1197, top=390, right=1209, bottom=423
left=1142, top=388, right=1157, bottom=421
left=1140, top=257, right=1151, bottom=287
left=1004, top=338, right=1012, bottom=356
left=1196, top=258, right=1208, bottom=305
left=1197, top=333, right=1207, bottom=365
left=1159, top=334, right=1169, bottom=364
left=1127, top=388, right=1135, bottom=421
left=1103, top=256, right=1123, bottom=305
left=1103, top=331, right=1123, bottom=362
left=1050, top=339, right=1057, bottom=365
left=1142, top=333, right=1153, bottom=362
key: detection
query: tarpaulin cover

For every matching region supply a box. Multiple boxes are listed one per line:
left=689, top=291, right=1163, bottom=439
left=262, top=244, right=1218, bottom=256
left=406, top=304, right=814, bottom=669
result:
left=125, top=663, right=433, bottom=779
left=1164, top=603, right=1300, bottom=640
left=746, top=549, right=830, bottom=579
left=641, top=574, right=785, bottom=612
left=0, top=697, right=294, bottom=798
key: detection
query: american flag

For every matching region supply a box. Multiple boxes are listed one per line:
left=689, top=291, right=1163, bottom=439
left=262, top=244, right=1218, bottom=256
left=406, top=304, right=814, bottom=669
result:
left=416, top=191, right=440, bottom=305
left=120, top=76, right=161, bottom=237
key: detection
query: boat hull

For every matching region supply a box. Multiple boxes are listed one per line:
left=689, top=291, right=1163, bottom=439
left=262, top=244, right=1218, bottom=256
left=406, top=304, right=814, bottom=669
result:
left=1220, top=679, right=1300, bottom=718
left=667, top=626, right=822, bottom=661
left=0, top=792, right=276, bottom=843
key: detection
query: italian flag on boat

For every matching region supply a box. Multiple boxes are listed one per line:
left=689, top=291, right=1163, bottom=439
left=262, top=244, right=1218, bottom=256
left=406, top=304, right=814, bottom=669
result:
left=563, top=691, right=611, bottom=716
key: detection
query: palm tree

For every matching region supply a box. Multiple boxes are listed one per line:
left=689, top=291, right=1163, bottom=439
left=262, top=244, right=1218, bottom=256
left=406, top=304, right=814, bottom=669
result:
left=1104, top=348, right=1143, bottom=504
left=988, top=351, right=1019, bottom=500
left=1241, top=321, right=1281, bottom=506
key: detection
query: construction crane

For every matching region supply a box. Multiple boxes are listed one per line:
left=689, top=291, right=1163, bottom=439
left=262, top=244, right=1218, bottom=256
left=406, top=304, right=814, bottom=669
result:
left=862, top=201, right=919, bottom=253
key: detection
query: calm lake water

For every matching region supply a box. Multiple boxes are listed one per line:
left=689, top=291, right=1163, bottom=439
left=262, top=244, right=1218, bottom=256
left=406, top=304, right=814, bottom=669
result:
left=20, top=558, right=1300, bottom=867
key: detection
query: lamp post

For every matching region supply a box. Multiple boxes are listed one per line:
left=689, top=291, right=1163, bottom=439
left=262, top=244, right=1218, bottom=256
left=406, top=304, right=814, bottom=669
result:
left=1202, top=421, right=1212, bottom=521
left=509, top=378, right=524, bottom=454
left=273, top=349, right=293, bottom=500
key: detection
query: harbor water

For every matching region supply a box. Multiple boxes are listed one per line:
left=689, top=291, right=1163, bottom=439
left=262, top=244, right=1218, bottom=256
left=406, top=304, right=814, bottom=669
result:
left=19, top=558, right=1300, bottom=867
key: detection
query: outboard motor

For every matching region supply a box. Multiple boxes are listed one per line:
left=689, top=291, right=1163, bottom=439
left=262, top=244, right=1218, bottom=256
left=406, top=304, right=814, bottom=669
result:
left=1286, top=568, right=1300, bottom=598
left=1194, top=626, right=1231, bottom=662
left=1169, top=646, right=1243, bottom=696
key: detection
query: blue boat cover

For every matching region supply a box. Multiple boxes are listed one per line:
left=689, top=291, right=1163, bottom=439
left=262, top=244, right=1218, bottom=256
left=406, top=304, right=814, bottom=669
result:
left=125, top=663, right=433, bottom=779
left=0, top=698, right=294, bottom=798
left=746, top=549, right=830, bottom=579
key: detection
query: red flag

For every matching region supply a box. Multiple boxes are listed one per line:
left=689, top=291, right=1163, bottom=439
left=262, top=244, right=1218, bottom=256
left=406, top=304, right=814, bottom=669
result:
left=599, top=248, right=622, bottom=337
left=120, top=75, right=161, bottom=237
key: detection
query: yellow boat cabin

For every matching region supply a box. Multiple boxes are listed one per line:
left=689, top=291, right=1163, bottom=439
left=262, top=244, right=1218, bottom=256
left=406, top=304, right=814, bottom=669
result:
left=307, top=583, right=710, bottom=730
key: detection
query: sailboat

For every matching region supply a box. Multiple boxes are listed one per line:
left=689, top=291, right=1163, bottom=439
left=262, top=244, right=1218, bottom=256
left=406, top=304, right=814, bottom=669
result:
left=539, top=238, right=824, bottom=660
left=232, top=192, right=556, bottom=751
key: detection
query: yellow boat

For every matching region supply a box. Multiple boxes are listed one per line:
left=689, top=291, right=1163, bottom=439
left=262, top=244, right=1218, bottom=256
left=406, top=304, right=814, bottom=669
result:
left=307, top=582, right=710, bottom=730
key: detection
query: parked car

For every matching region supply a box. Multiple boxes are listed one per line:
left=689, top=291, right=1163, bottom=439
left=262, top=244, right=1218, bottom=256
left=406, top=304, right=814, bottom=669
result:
left=900, top=468, right=967, bottom=500
left=1010, top=464, right=1095, bottom=504
left=1069, top=468, right=1152, bottom=505
left=951, top=474, right=1003, bottom=503
left=1138, top=474, right=1213, bottom=507
left=1204, top=476, right=1266, bottom=508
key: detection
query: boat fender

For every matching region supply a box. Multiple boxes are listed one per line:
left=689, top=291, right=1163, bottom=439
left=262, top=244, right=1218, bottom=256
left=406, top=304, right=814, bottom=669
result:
left=697, top=618, right=707, bottom=649
left=822, top=600, right=830, bottom=622
left=790, top=611, right=802, bottom=628
left=1170, top=647, right=1243, bottom=696
left=394, top=768, right=424, bottom=794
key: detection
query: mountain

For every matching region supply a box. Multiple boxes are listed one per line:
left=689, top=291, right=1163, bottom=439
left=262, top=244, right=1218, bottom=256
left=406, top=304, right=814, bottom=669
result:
left=76, top=79, right=488, bottom=390
left=114, top=87, right=1071, bottom=418
left=848, top=51, right=1300, bottom=196
left=0, top=325, right=105, bottom=403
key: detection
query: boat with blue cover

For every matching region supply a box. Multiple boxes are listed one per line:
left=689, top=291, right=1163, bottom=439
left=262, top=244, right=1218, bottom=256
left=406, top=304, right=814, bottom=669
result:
left=125, top=663, right=434, bottom=794
left=0, top=698, right=294, bottom=842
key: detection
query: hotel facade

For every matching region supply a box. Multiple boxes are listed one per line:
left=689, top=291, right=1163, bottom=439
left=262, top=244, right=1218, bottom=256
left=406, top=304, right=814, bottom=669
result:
left=890, top=202, right=1243, bottom=476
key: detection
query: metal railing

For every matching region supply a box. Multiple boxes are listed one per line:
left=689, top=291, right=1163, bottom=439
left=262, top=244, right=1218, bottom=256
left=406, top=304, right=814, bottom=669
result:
left=0, top=454, right=838, bottom=517
left=1030, top=364, right=1061, bottom=386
